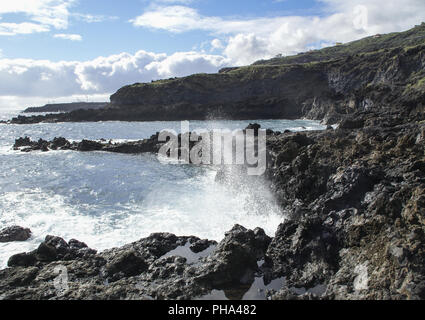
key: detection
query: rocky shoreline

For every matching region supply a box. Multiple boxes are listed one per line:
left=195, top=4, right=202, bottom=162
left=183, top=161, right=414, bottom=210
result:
left=0, top=24, right=424, bottom=300
left=12, top=135, right=166, bottom=154
left=1, top=110, right=424, bottom=300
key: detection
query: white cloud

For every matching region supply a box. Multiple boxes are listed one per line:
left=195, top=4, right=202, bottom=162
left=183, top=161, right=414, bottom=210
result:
left=145, top=51, right=228, bottom=77
left=0, top=0, right=74, bottom=36
left=224, top=34, right=269, bottom=66
left=0, top=1, right=119, bottom=37
left=131, top=0, right=425, bottom=65
left=0, top=22, right=50, bottom=36
left=72, top=13, right=119, bottom=23
left=54, top=33, right=82, bottom=41
left=211, top=38, right=224, bottom=50
left=131, top=6, right=212, bottom=33
left=0, top=50, right=230, bottom=107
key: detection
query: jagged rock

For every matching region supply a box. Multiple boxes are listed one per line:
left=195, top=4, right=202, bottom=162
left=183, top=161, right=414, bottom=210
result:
left=13, top=137, right=32, bottom=148
left=36, top=242, right=58, bottom=262
left=0, top=226, right=272, bottom=300
left=0, top=226, right=32, bottom=243
left=194, top=225, right=271, bottom=288
left=7, top=235, right=97, bottom=269
left=12, top=134, right=169, bottom=155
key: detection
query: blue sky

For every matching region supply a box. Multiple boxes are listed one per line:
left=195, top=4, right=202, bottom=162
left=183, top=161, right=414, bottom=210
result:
left=1, top=0, right=425, bottom=109
left=1, top=0, right=322, bottom=61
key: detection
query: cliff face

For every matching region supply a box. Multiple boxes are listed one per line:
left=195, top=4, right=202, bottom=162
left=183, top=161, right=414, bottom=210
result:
left=112, top=47, right=425, bottom=125
left=8, top=24, right=425, bottom=125
left=108, top=66, right=331, bottom=121
left=107, top=24, right=425, bottom=124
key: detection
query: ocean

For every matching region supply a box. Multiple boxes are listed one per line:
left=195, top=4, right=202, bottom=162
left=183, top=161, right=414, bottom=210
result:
left=0, top=107, right=326, bottom=268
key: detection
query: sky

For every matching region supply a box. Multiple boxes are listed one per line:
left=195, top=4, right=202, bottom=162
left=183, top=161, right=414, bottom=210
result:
left=1, top=0, right=425, bottom=110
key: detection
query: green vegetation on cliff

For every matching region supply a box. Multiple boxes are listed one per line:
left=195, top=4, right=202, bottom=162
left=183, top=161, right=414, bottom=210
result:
left=253, top=22, right=425, bottom=66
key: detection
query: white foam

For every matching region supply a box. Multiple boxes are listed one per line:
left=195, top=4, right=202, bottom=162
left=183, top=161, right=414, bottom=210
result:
left=0, top=118, right=324, bottom=269
left=0, top=168, right=285, bottom=268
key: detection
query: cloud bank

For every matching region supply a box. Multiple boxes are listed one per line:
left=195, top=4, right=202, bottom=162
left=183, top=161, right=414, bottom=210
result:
left=0, top=51, right=230, bottom=107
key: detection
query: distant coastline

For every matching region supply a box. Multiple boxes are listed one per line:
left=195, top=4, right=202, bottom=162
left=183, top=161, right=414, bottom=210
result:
left=23, top=102, right=109, bottom=113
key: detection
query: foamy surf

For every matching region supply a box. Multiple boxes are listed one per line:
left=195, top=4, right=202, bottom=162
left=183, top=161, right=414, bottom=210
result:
left=0, top=118, right=323, bottom=268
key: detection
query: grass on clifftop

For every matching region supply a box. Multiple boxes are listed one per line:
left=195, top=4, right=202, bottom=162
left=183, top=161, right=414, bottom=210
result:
left=127, top=65, right=294, bottom=89
left=253, top=23, right=425, bottom=66
left=125, top=23, right=425, bottom=91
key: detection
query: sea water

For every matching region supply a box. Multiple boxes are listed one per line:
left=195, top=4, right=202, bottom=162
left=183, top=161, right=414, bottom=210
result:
left=0, top=108, right=326, bottom=268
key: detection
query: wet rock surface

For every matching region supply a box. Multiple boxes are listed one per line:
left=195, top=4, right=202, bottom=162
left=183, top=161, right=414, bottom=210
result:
left=0, top=227, right=273, bottom=300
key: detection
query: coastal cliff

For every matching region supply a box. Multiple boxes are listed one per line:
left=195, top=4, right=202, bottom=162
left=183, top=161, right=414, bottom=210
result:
left=6, top=24, right=425, bottom=125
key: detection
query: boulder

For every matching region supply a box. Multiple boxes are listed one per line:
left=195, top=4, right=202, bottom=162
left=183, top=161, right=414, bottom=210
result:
left=0, top=226, right=32, bottom=243
left=7, top=253, right=37, bottom=267
left=194, top=225, right=271, bottom=287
